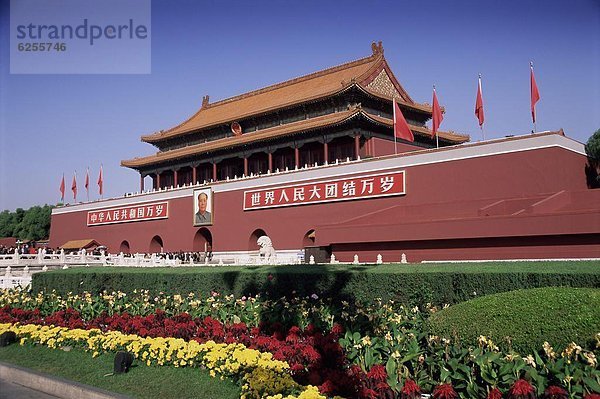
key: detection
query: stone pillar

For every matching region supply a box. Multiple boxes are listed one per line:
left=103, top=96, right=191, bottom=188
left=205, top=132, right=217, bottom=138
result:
left=294, top=147, right=300, bottom=169
left=354, top=134, right=360, bottom=160
left=244, top=157, right=249, bottom=176
left=323, top=142, right=329, bottom=164
left=140, top=174, right=145, bottom=191
left=192, top=166, right=197, bottom=184
left=268, top=152, right=273, bottom=173
left=212, top=163, right=217, bottom=181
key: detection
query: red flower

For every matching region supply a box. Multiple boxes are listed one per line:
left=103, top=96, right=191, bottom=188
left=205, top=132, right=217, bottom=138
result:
left=543, top=386, right=568, bottom=399
left=508, top=379, right=536, bottom=399
left=330, top=323, right=344, bottom=336
left=433, top=383, right=458, bottom=399
left=367, top=364, right=387, bottom=382
left=401, top=379, right=422, bottom=399
left=488, top=387, right=503, bottom=399
left=359, top=388, right=378, bottom=399
left=319, top=380, right=336, bottom=396
left=584, top=395, right=600, bottom=399
left=300, top=345, right=321, bottom=363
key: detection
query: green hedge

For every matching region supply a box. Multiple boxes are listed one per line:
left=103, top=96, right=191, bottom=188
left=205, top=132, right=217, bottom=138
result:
left=31, top=261, right=600, bottom=306
left=426, top=287, right=600, bottom=354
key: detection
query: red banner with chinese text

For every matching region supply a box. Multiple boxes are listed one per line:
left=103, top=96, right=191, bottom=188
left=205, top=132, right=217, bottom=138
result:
left=87, top=201, right=169, bottom=226
left=243, top=171, right=405, bottom=210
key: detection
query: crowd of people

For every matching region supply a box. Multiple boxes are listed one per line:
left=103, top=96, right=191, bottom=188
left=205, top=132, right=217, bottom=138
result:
left=0, top=244, right=214, bottom=264
left=0, top=245, right=62, bottom=256
left=117, top=250, right=214, bottom=263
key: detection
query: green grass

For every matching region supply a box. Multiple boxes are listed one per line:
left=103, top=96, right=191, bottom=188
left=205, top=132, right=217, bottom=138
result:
left=427, top=287, right=600, bottom=354
left=0, top=344, right=240, bottom=399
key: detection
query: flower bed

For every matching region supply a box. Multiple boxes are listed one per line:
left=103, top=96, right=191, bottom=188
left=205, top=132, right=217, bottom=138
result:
left=1, top=288, right=599, bottom=399
left=0, top=322, right=324, bottom=399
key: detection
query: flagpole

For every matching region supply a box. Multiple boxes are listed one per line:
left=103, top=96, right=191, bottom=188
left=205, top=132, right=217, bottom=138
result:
left=531, top=62, right=536, bottom=133
left=99, top=164, right=104, bottom=200
left=531, top=61, right=537, bottom=134
left=433, top=85, right=439, bottom=149
left=479, top=75, right=484, bottom=141
left=393, top=98, right=398, bottom=154
left=60, top=173, right=65, bottom=204
left=73, top=170, right=77, bottom=203
left=86, top=167, right=89, bottom=202
left=477, top=74, right=485, bottom=141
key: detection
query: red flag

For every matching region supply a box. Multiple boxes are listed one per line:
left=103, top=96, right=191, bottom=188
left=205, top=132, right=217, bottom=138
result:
left=59, top=174, right=65, bottom=202
left=530, top=62, right=540, bottom=123
left=84, top=168, right=90, bottom=191
left=71, top=172, right=77, bottom=200
left=432, top=87, right=443, bottom=138
left=393, top=98, right=414, bottom=142
left=475, top=75, right=484, bottom=126
left=97, top=165, right=103, bottom=196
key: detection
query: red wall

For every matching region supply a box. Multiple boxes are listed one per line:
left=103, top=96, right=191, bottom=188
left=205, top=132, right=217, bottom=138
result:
left=49, top=145, right=599, bottom=260
left=369, top=136, right=417, bottom=157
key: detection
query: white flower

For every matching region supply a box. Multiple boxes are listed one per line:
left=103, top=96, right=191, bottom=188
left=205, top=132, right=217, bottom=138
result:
left=524, top=354, right=536, bottom=367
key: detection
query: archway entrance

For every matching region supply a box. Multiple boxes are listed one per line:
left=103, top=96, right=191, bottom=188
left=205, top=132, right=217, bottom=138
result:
left=149, top=235, right=163, bottom=253
left=303, top=229, right=316, bottom=247
left=248, top=228, right=267, bottom=251
left=193, top=228, right=213, bottom=252
left=120, top=240, right=131, bottom=254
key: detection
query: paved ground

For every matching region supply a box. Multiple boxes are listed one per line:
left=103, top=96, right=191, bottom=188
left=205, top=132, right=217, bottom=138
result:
left=0, top=377, right=62, bottom=399
left=0, top=362, right=129, bottom=399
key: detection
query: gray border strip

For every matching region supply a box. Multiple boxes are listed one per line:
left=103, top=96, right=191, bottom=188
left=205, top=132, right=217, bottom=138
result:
left=0, top=361, right=131, bottom=399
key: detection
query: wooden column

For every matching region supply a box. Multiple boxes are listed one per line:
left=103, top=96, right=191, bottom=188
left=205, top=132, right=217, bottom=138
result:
left=354, top=135, right=360, bottom=160
left=294, top=147, right=300, bottom=169
left=192, top=166, right=197, bottom=184
left=173, top=169, right=178, bottom=187
left=212, top=163, right=217, bottom=181
left=156, top=172, right=161, bottom=189
left=244, top=157, right=249, bottom=176
left=323, top=142, right=329, bottom=164
left=140, top=174, right=145, bottom=192
left=268, top=152, right=273, bottom=172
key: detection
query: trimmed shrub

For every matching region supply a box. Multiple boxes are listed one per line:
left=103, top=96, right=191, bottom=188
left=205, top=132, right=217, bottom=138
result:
left=426, top=287, right=600, bottom=354
left=31, top=262, right=600, bottom=307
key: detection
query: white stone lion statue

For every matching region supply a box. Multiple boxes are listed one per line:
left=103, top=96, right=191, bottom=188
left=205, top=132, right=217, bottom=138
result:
left=257, top=235, right=276, bottom=264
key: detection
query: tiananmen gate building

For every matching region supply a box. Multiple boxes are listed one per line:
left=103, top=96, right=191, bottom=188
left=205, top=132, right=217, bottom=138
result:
left=49, top=43, right=600, bottom=262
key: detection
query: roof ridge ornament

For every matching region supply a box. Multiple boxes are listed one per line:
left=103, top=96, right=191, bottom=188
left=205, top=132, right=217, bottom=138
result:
left=201, top=95, right=210, bottom=108
left=371, top=41, right=384, bottom=56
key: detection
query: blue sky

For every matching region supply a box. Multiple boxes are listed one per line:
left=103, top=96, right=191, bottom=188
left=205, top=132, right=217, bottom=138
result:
left=0, top=0, right=599, bottom=211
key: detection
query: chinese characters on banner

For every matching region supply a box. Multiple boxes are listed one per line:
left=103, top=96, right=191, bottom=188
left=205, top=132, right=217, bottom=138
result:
left=243, top=171, right=405, bottom=210
left=87, top=201, right=169, bottom=226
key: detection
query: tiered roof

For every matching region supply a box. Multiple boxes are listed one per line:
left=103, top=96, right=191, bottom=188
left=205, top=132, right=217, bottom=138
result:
left=123, top=106, right=467, bottom=168
left=122, top=43, right=469, bottom=169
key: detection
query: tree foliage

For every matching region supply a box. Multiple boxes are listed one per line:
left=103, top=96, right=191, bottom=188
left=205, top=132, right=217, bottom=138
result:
left=585, top=128, right=600, bottom=160
left=0, top=205, right=54, bottom=241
